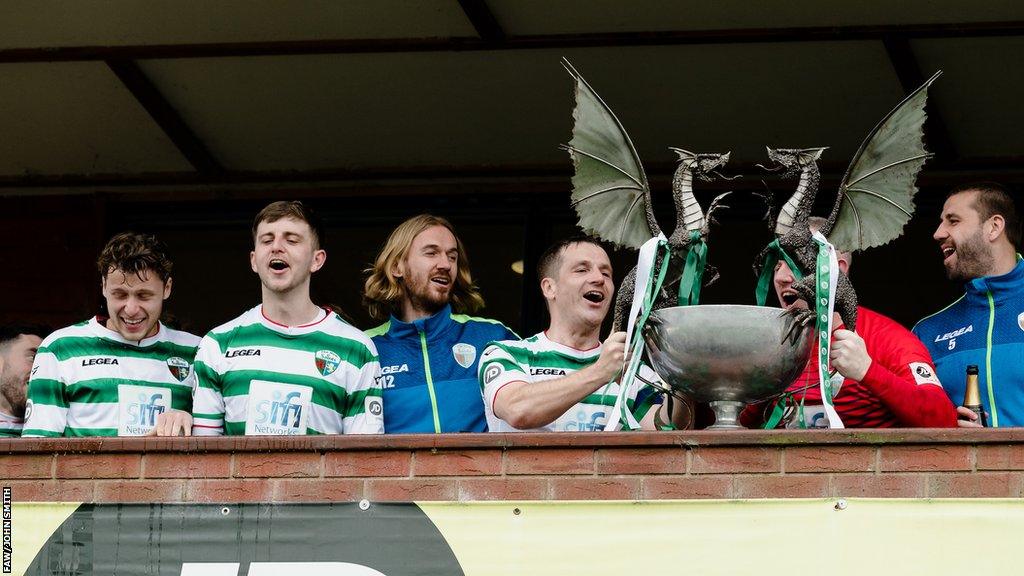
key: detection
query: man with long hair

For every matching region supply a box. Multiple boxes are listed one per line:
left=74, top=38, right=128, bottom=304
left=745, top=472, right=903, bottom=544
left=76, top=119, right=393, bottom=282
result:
left=364, top=214, right=516, bottom=433
left=23, top=233, right=200, bottom=437
left=191, top=201, right=383, bottom=435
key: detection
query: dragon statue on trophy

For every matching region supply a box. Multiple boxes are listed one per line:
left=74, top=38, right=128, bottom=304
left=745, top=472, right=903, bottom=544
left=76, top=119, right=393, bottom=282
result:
left=561, top=59, right=735, bottom=331
left=756, top=71, right=942, bottom=334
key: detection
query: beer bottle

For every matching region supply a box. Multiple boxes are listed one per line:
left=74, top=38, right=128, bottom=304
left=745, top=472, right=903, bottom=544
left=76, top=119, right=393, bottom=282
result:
left=963, top=365, right=988, bottom=427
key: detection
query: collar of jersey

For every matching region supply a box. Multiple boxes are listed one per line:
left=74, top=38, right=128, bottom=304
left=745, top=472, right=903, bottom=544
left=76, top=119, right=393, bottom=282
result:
left=257, top=305, right=330, bottom=337
left=88, top=316, right=167, bottom=347
left=386, top=304, right=453, bottom=339
left=967, top=258, right=1024, bottom=301
left=536, top=331, right=601, bottom=360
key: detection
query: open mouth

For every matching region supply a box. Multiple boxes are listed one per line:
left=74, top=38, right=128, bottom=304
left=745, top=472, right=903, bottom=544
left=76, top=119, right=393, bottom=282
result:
left=122, top=318, right=145, bottom=329
left=781, top=292, right=800, bottom=306
left=941, top=245, right=955, bottom=262
left=430, top=275, right=451, bottom=287
left=583, top=290, right=605, bottom=303
left=269, top=259, right=289, bottom=271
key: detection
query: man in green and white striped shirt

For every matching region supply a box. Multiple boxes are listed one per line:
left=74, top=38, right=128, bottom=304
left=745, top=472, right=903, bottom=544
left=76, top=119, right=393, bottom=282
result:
left=480, top=238, right=688, bottom=432
left=23, top=233, right=200, bottom=437
left=191, top=201, right=383, bottom=435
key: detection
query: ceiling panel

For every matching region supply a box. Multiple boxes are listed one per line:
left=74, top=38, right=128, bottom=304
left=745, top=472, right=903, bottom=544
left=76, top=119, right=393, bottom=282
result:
left=913, top=36, right=1024, bottom=158
left=0, top=62, right=191, bottom=175
left=489, top=0, right=1024, bottom=35
left=0, top=0, right=474, bottom=49
left=139, top=41, right=902, bottom=172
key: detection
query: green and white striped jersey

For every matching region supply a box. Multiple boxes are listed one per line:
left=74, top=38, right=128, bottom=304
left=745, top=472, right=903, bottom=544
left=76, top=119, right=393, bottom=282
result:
left=192, top=306, right=384, bottom=435
left=0, top=411, right=23, bottom=437
left=22, top=318, right=200, bottom=437
left=478, top=332, right=661, bottom=432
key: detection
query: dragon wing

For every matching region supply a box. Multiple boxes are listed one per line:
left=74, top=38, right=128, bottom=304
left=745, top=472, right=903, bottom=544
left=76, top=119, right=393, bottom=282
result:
left=562, top=58, right=660, bottom=250
left=826, top=71, right=941, bottom=252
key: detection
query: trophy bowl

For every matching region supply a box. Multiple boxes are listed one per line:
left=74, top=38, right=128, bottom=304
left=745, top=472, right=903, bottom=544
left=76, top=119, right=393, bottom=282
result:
left=643, top=305, right=814, bottom=429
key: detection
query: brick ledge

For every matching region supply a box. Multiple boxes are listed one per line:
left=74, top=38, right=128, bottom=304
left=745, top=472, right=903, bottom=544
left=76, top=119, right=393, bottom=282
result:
left=4, top=428, right=1022, bottom=454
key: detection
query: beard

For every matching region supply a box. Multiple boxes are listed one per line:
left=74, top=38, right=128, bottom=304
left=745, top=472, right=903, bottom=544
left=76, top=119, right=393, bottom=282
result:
left=946, top=228, right=996, bottom=282
left=0, top=369, right=27, bottom=417
left=403, top=274, right=451, bottom=315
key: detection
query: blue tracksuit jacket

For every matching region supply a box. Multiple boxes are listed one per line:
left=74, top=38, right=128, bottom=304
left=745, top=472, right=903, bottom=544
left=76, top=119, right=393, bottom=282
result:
left=367, top=304, right=518, bottom=433
left=912, top=259, right=1024, bottom=427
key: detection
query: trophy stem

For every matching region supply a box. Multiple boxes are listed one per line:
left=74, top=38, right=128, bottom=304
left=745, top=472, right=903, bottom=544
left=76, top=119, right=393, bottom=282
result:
left=707, top=401, right=746, bottom=430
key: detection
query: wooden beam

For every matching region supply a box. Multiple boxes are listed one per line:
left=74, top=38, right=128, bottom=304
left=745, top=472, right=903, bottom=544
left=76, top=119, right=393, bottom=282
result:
left=457, top=0, right=505, bottom=44
left=1, top=21, right=1021, bottom=62
left=106, top=59, right=224, bottom=175
left=882, top=35, right=958, bottom=164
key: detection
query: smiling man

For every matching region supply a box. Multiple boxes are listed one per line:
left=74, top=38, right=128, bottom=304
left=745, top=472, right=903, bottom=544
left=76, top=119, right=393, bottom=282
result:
left=479, top=237, right=685, bottom=432
left=191, top=201, right=383, bottom=436
left=913, top=183, right=1024, bottom=427
left=22, top=233, right=200, bottom=437
left=0, top=326, right=48, bottom=436
left=363, top=214, right=517, bottom=433
left=742, top=217, right=956, bottom=429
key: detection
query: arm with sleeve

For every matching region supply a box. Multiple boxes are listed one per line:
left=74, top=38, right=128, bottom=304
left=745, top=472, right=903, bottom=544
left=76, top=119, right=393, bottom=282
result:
left=191, top=335, right=226, bottom=436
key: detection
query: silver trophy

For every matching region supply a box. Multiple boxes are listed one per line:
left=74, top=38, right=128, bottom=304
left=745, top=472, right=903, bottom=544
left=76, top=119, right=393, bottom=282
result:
left=643, top=305, right=813, bottom=429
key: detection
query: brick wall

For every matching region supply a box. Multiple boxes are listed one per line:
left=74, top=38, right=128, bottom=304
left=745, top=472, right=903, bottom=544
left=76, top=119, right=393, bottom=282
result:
left=3, top=430, right=1023, bottom=503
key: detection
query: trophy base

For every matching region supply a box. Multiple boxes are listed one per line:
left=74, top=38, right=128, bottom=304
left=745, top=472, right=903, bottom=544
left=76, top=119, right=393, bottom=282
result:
left=706, top=400, right=746, bottom=430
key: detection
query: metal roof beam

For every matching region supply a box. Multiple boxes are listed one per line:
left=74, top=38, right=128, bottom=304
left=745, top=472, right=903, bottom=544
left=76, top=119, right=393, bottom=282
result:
left=106, top=59, right=224, bottom=175
left=0, top=21, right=1021, bottom=62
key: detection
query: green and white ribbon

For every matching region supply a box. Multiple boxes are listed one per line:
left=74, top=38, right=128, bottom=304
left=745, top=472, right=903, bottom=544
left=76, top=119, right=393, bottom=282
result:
left=811, top=231, right=844, bottom=429
left=606, top=233, right=707, bottom=431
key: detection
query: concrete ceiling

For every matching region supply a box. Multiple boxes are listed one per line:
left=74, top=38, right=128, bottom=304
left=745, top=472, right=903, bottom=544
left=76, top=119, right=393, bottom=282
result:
left=1, top=0, right=1022, bottom=195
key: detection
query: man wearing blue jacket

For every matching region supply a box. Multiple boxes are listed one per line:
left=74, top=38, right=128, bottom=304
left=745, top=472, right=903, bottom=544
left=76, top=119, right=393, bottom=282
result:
left=364, top=215, right=517, bottom=433
left=913, top=183, right=1024, bottom=427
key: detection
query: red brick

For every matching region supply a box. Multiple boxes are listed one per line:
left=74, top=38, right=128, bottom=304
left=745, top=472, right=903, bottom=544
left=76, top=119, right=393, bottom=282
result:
left=233, top=452, right=320, bottom=478
left=55, top=454, right=141, bottom=479
left=324, top=451, right=411, bottom=477
left=185, top=480, right=273, bottom=502
left=413, top=450, right=502, bottom=476
left=505, top=448, right=594, bottom=475
left=691, top=447, right=781, bottom=474
left=642, top=476, right=732, bottom=499
left=366, top=478, right=457, bottom=501
left=457, top=478, right=549, bottom=501
left=785, top=446, right=875, bottom=473
left=144, top=453, right=231, bottom=478
left=94, top=480, right=184, bottom=502
left=928, top=472, right=1018, bottom=497
left=831, top=473, right=926, bottom=498
left=4, top=480, right=95, bottom=501
left=549, top=477, right=640, bottom=500
left=595, top=448, right=687, bottom=475
left=976, top=445, right=1024, bottom=470
left=879, top=445, right=971, bottom=472
left=273, top=479, right=364, bottom=502
left=0, top=454, right=53, bottom=478
left=733, top=475, right=830, bottom=498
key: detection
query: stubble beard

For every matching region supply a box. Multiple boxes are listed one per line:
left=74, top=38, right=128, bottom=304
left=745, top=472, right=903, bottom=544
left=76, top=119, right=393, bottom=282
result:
left=0, top=370, right=27, bottom=417
left=404, top=275, right=450, bottom=316
left=946, top=229, right=995, bottom=282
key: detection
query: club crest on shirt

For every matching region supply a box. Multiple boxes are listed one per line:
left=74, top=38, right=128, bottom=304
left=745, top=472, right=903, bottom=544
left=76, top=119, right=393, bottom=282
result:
left=1018, top=311, right=1024, bottom=332
left=315, top=349, right=341, bottom=376
left=452, top=343, right=477, bottom=369
left=166, top=357, right=191, bottom=382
